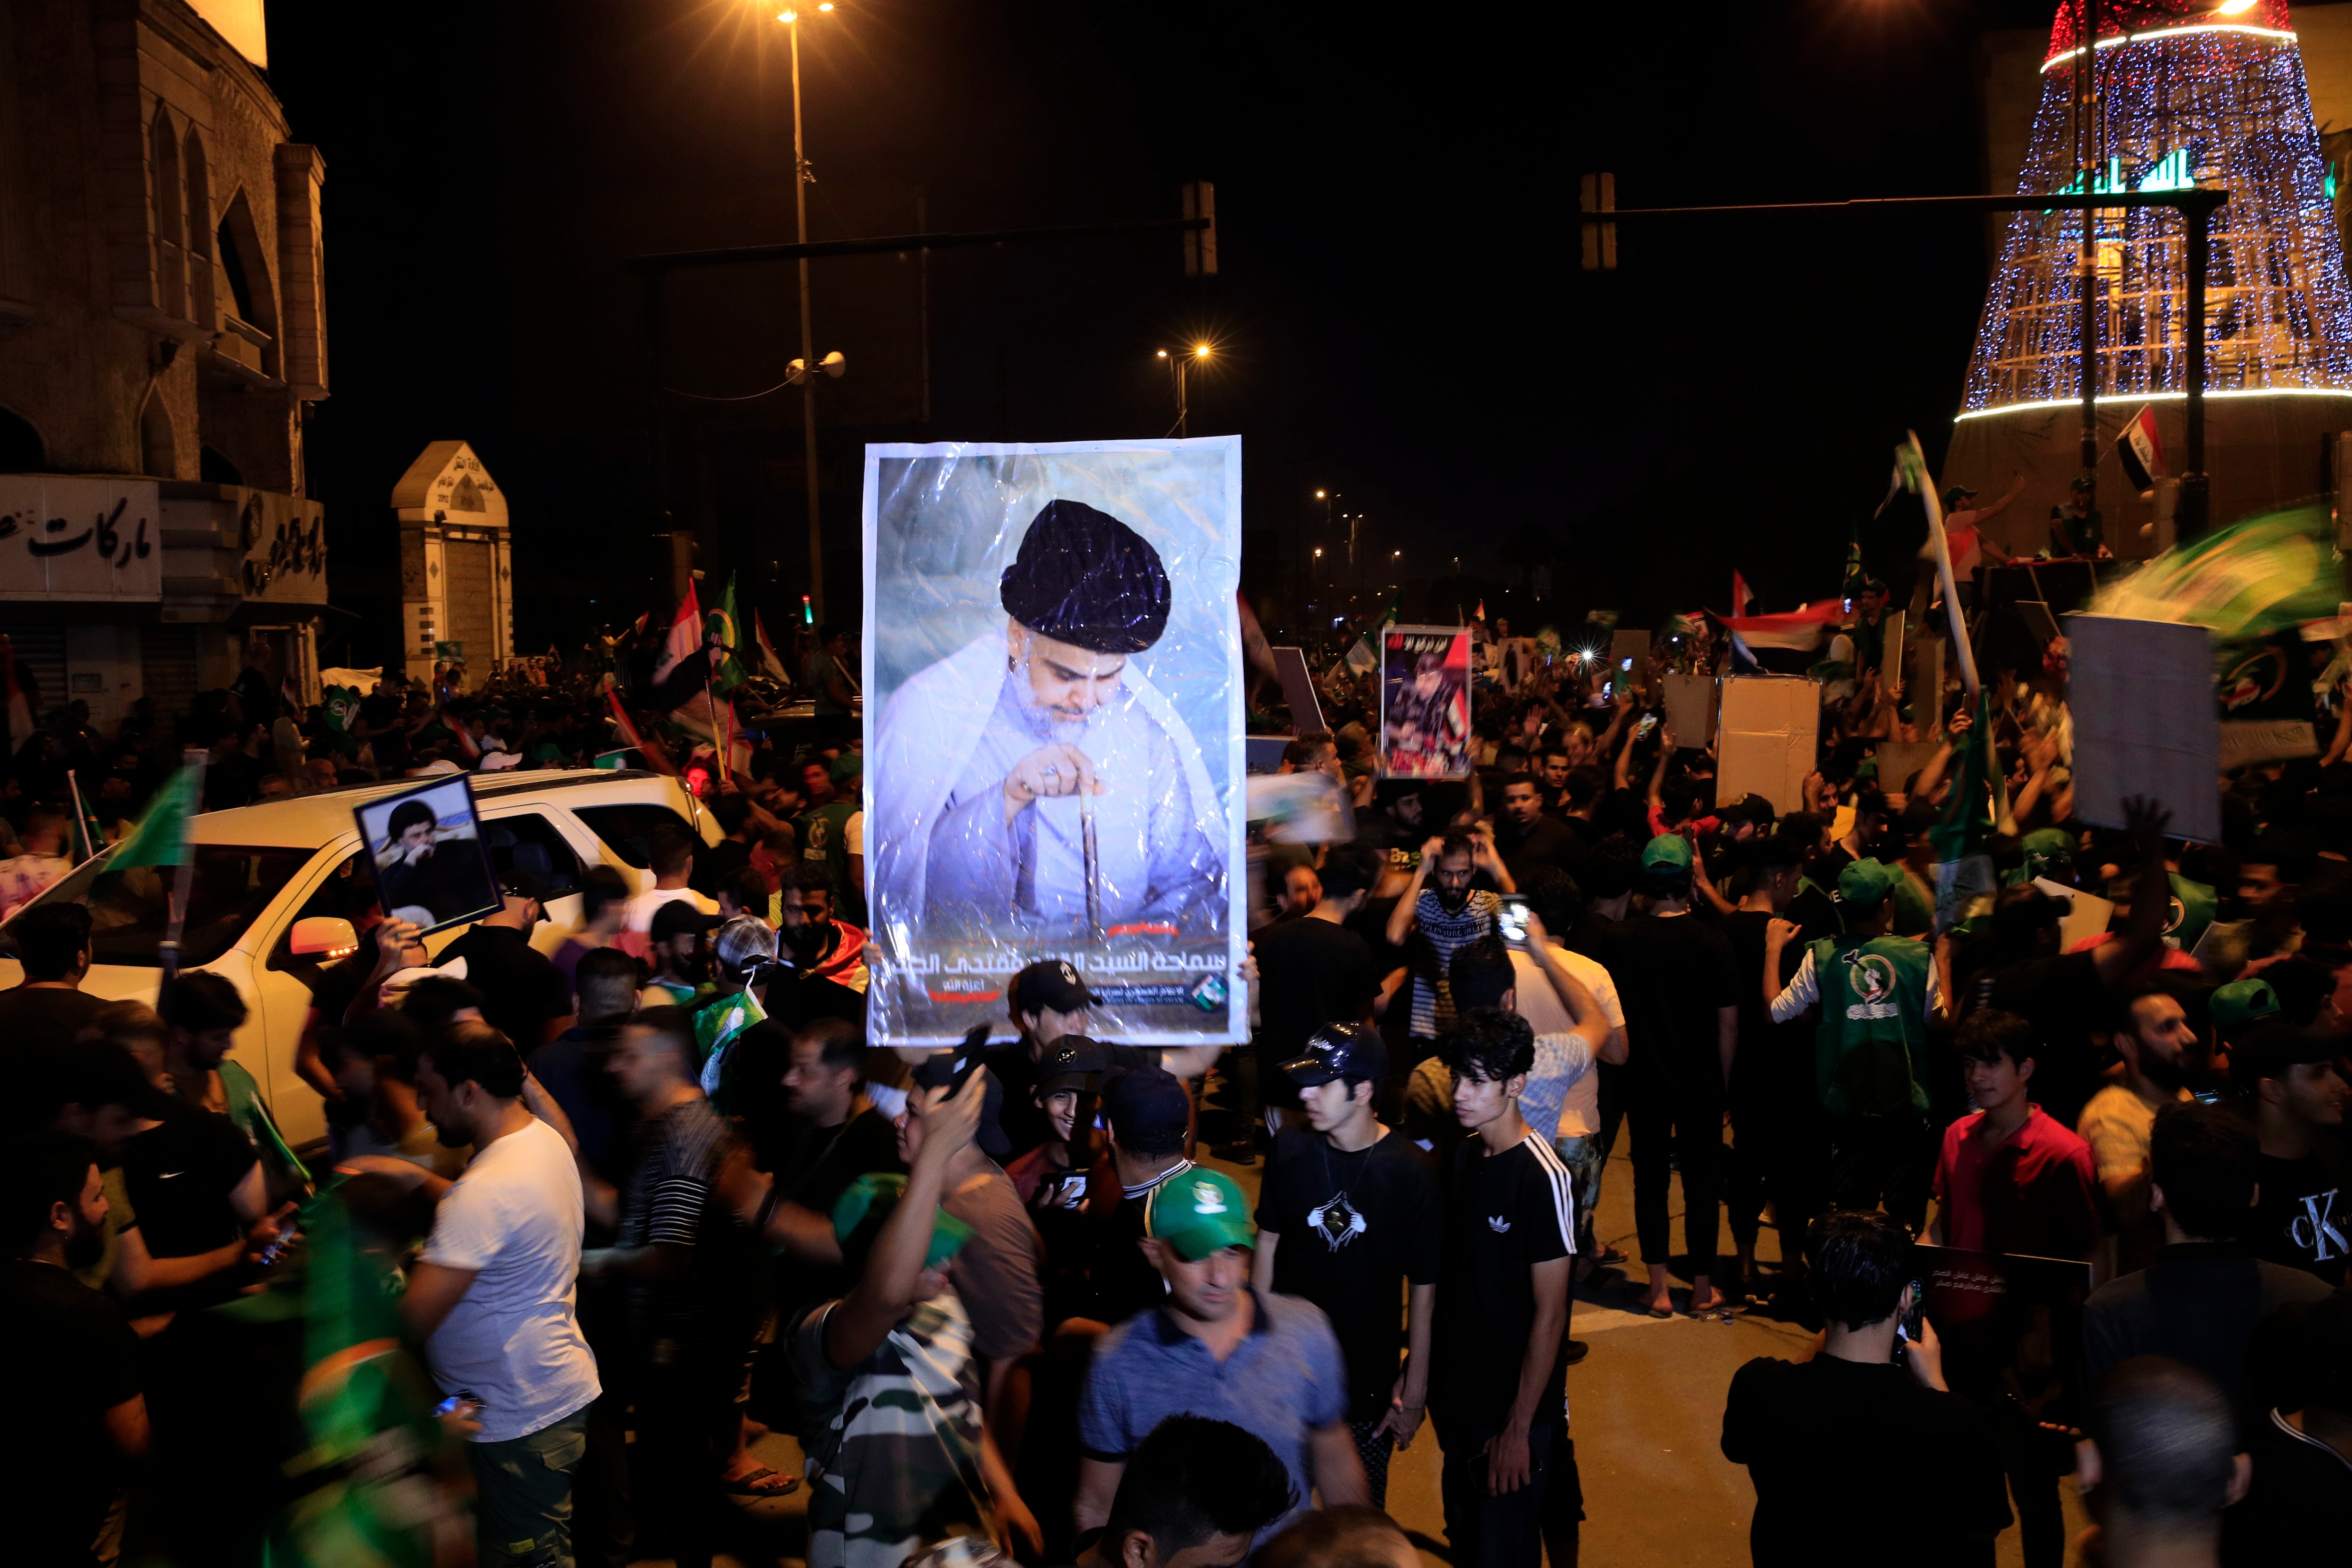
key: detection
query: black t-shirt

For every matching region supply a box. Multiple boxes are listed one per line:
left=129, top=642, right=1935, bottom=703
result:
left=0, top=985, right=106, bottom=1130
left=1982, top=951, right=2106, bottom=1128
left=1255, top=1127, right=1441, bottom=1422
left=119, top=1102, right=256, bottom=1268
left=772, top=1103, right=905, bottom=1314
left=1494, top=814, right=1580, bottom=885
left=1, top=1259, right=142, bottom=1559
left=1720, top=911, right=1812, bottom=1116
left=1430, top=1133, right=1574, bottom=1432
left=1606, top=912, right=1740, bottom=1104
left=2249, top=1148, right=2349, bottom=1287
left=1721, top=1354, right=2010, bottom=1567
left=438, top=923, right=572, bottom=1052
left=690, top=836, right=755, bottom=896
left=2223, top=1408, right=2352, bottom=1563
left=758, top=967, right=866, bottom=1035
left=1254, top=917, right=1378, bottom=1064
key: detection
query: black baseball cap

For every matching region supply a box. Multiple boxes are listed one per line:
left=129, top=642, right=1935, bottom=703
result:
left=649, top=899, right=725, bottom=942
left=498, top=867, right=548, bottom=923
left=1281, top=1023, right=1388, bottom=1087
left=1039, top=1035, right=1125, bottom=1095
left=1104, top=1065, right=1191, bottom=1152
left=1010, top=959, right=1099, bottom=1018
left=909, top=1053, right=1012, bottom=1159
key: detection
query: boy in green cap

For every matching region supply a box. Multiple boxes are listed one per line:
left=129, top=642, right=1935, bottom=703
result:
left=1765, top=858, right=1945, bottom=1223
left=1074, top=1164, right=1366, bottom=1555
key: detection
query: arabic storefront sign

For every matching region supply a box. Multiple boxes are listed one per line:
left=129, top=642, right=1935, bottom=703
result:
left=0, top=477, right=161, bottom=601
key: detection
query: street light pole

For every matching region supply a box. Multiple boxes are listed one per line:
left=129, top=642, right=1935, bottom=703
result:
left=786, top=12, right=825, bottom=622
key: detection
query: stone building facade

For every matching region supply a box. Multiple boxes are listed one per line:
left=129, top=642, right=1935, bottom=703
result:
left=0, top=0, right=329, bottom=728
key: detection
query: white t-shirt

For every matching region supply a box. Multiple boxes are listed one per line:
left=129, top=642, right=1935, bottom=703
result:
left=420, top=1116, right=601, bottom=1442
left=1510, top=945, right=1623, bottom=1138
left=842, top=810, right=865, bottom=856
left=622, top=884, right=719, bottom=932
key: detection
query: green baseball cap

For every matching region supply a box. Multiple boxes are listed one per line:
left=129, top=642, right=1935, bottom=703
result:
left=1640, top=834, right=1693, bottom=872
left=2020, top=828, right=2075, bottom=877
left=828, top=752, right=864, bottom=783
left=1837, top=858, right=1905, bottom=908
left=2210, top=977, right=2280, bottom=1037
left=830, top=1173, right=973, bottom=1270
left=1144, top=1168, right=1256, bottom=1261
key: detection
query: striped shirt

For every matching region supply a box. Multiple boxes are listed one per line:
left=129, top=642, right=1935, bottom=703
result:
left=616, top=1095, right=744, bottom=1339
left=1408, top=888, right=1500, bottom=1039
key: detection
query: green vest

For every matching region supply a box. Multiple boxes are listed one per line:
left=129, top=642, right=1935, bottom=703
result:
left=1809, top=934, right=1933, bottom=1118
left=795, top=801, right=864, bottom=923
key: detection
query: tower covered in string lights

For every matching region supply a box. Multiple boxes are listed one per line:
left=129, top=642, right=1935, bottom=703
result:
left=1946, top=0, right=2352, bottom=547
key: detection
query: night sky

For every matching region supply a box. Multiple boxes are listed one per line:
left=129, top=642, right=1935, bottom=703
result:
left=263, top=0, right=2060, bottom=663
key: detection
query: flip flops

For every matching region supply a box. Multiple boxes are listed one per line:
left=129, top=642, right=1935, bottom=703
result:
left=719, top=1464, right=800, bottom=1497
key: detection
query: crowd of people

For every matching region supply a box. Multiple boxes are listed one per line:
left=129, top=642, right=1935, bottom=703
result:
left=2, top=573, right=2350, bottom=1568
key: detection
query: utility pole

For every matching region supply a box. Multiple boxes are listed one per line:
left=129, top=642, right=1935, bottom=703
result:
left=788, top=17, right=824, bottom=623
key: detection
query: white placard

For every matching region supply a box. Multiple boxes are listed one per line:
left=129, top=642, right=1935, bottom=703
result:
left=2065, top=612, right=2221, bottom=845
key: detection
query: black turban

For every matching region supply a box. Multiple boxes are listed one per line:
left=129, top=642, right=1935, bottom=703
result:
left=999, top=499, right=1171, bottom=654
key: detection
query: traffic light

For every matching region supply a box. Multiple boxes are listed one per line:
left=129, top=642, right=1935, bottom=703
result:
left=1581, top=173, right=1616, bottom=271
left=1183, top=181, right=1217, bottom=277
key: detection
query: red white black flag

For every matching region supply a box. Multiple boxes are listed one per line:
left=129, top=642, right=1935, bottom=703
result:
left=2116, top=406, right=2165, bottom=493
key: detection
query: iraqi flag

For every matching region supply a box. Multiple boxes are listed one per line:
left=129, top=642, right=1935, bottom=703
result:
left=1730, top=571, right=1756, bottom=618
left=2116, top=405, right=2165, bottom=494
left=754, top=612, right=792, bottom=683
left=646, top=585, right=710, bottom=711
left=1718, top=598, right=1847, bottom=652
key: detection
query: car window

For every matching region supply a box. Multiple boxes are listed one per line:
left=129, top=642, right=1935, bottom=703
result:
left=574, top=804, right=695, bottom=870
left=482, top=812, right=584, bottom=897
left=1, top=844, right=315, bottom=968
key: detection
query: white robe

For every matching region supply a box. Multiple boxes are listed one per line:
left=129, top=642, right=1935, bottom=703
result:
left=870, top=631, right=1228, bottom=941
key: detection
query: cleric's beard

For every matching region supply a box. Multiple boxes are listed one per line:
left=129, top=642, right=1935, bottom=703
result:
left=1011, top=671, right=1103, bottom=747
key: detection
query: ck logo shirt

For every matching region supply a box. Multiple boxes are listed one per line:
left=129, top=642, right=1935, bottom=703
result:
left=2252, top=1149, right=2349, bottom=1288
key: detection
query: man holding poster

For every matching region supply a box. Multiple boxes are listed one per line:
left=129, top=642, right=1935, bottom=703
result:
left=866, top=440, right=1242, bottom=1045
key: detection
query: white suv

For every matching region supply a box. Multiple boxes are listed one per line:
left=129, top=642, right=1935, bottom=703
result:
left=0, top=767, right=719, bottom=1150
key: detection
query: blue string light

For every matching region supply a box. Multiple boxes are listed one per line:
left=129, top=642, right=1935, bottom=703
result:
left=1962, top=23, right=2352, bottom=414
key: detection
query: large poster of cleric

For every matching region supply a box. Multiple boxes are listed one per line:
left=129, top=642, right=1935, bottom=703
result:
left=863, top=438, right=1246, bottom=1046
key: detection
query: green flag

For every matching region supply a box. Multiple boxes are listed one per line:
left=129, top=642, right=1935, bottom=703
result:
left=706, top=573, right=749, bottom=696
left=2090, top=502, right=2342, bottom=638
left=1927, top=689, right=2005, bottom=932
left=111, top=762, right=201, bottom=870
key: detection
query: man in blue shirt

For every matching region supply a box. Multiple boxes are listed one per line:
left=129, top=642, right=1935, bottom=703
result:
left=1073, top=1166, right=1367, bottom=1555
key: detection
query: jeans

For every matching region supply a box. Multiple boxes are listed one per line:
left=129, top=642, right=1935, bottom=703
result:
left=1629, top=1092, right=1724, bottom=1277
left=468, top=1407, right=591, bottom=1568
left=630, top=1345, right=746, bottom=1568
left=1437, top=1419, right=1562, bottom=1568
left=1552, top=1134, right=1607, bottom=1260
left=1828, top=1111, right=1933, bottom=1231
left=1347, top=1416, right=1397, bottom=1509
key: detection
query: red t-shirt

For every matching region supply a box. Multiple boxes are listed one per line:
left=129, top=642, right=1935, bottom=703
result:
left=1932, top=1106, right=2099, bottom=1260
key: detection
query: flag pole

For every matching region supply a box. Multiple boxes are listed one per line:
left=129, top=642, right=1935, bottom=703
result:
left=159, top=748, right=207, bottom=983
left=1905, top=430, right=1981, bottom=702
left=64, top=769, right=99, bottom=866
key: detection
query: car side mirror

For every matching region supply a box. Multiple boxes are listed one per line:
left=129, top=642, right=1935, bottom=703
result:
left=291, top=916, right=359, bottom=958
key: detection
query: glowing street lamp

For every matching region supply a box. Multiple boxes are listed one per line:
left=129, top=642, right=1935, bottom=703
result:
left=1155, top=342, right=1213, bottom=437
